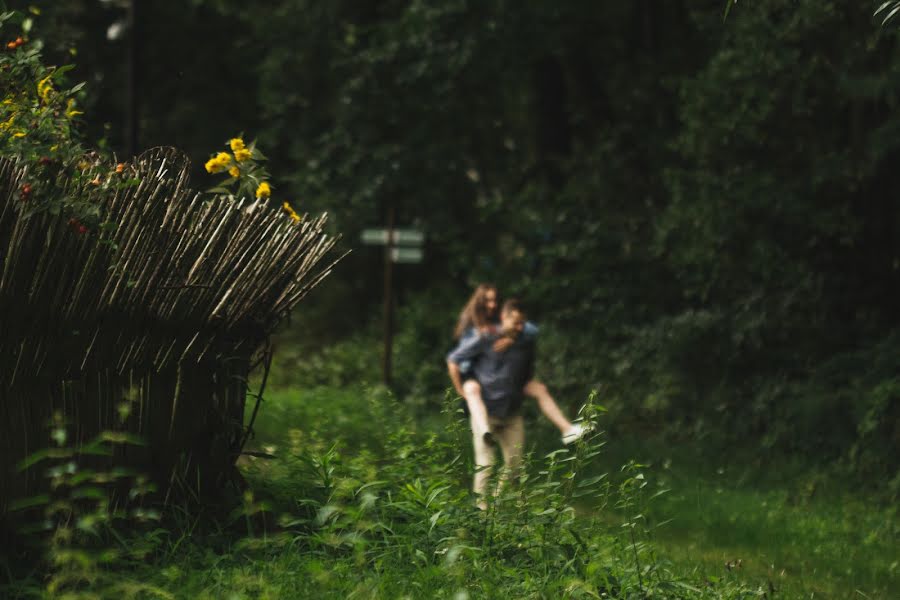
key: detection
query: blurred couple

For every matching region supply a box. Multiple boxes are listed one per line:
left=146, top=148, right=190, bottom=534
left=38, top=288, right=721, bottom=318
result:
left=445, top=284, right=588, bottom=508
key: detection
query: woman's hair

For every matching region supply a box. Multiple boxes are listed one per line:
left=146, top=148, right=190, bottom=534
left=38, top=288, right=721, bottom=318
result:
left=453, top=283, right=498, bottom=339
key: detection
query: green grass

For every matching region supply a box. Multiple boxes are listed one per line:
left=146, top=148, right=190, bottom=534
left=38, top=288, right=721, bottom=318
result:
left=581, top=438, right=899, bottom=599
left=3, top=384, right=896, bottom=599
left=239, top=385, right=899, bottom=598
left=138, top=385, right=663, bottom=599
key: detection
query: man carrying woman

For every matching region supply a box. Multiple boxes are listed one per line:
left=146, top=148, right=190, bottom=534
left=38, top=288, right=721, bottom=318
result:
left=446, top=283, right=587, bottom=446
left=446, top=298, right=534, bottom=508
left=445, top=285, right=588, bottom=506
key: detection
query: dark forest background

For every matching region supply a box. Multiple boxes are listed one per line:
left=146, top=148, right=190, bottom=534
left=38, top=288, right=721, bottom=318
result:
left=21, top=0, right=900, bottom=487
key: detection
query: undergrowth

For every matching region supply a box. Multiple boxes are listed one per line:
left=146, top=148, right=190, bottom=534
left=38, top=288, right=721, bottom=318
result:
left=2, top=385, right=839, bottom=599
left=4, top=387, right=772, bottom=599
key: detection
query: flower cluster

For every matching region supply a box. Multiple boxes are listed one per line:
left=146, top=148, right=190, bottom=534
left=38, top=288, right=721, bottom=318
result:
left=0, top=8, right=127, bottom=234
left=37, top=74, right=53, bottom=103
left=204, top=152, right=233, bottom=174
left=282, top=201, right=301, bottom=223
left=204, top=136, right=302, bottom=224
left=230, top=137, right=252, bottom=163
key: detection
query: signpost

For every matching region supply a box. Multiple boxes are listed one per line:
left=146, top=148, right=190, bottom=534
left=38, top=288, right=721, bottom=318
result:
left=390, top=247, right=423, bottom=264
left=361, top=229, right=425, bottom=246
left=361, top=215, right=424, bottom=386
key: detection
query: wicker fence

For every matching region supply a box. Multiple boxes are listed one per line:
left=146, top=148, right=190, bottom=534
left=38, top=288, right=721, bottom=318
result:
left=0, top=148, right=339, bottom=521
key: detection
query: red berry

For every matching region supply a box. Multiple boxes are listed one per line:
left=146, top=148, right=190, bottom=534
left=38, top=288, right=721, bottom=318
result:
left=68, top=218, right=88, bottom=234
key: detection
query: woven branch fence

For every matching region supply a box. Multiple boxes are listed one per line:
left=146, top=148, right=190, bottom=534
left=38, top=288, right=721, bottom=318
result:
left=0, top=148, right=340, bottom=523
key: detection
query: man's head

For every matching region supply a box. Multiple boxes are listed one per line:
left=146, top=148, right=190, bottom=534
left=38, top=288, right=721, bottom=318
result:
left=500, top=298, right=526, bottom=335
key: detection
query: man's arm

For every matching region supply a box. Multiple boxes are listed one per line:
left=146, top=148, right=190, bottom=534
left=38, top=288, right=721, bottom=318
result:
left=493, top=320, right=539, bottom=353
left=446, top=334, right=487, bottom=396
left=492, top=332, right=515, bottom=353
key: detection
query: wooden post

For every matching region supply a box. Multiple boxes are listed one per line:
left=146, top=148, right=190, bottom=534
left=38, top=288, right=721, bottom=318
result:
left=382, top=204, right=395, bottom=386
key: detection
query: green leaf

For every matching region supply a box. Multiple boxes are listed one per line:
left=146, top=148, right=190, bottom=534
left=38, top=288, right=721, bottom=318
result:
left=356, top=480, right=388, bottom=495
left=16, top=447, right=74, bottom=470
left=76, top=441, right=113, bottom=457
left=8, top=494, right=50, bottom=512
left=723, top=0, right=738, bottom=21
left=428, top=510, right=442, bottom=533
left=672, top=581, right=702, bottom=593
left=577, top=474, right=608, bottom=487
left=53, top=64, right=75, bottom=77
left=96, top=431, right=145, bottom=446
left=71, top=486, right=106, bottom=500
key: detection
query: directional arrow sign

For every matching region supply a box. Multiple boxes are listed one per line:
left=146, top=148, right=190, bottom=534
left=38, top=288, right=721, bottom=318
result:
left=361, top=229, right=424, bottom=246
left=391, top=247, right=423, bottom=264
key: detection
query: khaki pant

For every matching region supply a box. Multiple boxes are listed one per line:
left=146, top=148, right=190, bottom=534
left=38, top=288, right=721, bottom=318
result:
left=471, top=414, right=524, bottom=504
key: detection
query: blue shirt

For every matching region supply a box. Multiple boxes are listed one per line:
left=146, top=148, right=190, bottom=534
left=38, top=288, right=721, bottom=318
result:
left=456, top=321, right=538, bottom=375
left=447, top=330, right=535, bottom=418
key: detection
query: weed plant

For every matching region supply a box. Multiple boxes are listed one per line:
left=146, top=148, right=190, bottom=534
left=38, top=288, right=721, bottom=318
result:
left=2, top=411, right=170, bottom=599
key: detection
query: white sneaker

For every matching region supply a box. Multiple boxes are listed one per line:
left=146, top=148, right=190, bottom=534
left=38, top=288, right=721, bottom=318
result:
left=562, top=423, right=590, bottom=445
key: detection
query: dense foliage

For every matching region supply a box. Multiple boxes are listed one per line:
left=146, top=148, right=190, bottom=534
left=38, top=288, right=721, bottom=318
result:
left=8, top=0, right=899, bottom=486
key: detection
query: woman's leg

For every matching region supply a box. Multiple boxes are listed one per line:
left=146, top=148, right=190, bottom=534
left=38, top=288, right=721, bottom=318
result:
left=523, top=379, right=572, bottom=434
left=463, top=379, right=491, bottom=443
left=471, top=416, right=496, bottom=509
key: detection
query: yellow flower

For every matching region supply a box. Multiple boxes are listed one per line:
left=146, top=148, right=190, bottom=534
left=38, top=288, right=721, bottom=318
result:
left=50, top=144, right=58, bottom=152
left=204, top=158, right=223, bottom=174
left=0, top=115, right=14, bottom=130
left=229, top=137, right=245, bottom=152
left=228, top=166, right=240, bottom=178
left=2, top=97, right=12, bottom=105
left=37, top=75, right=54, bottom=104
left=65, top=98, right=83, bottom=118
left=204, top=151, right=232, bottom=174
left=234, top=148, right=252, bottom=162
left=282, top=201, right=302, bottom=223
left=255, top=182, right=271, bottom=199
left=12, top=132, right=26, bottom=138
